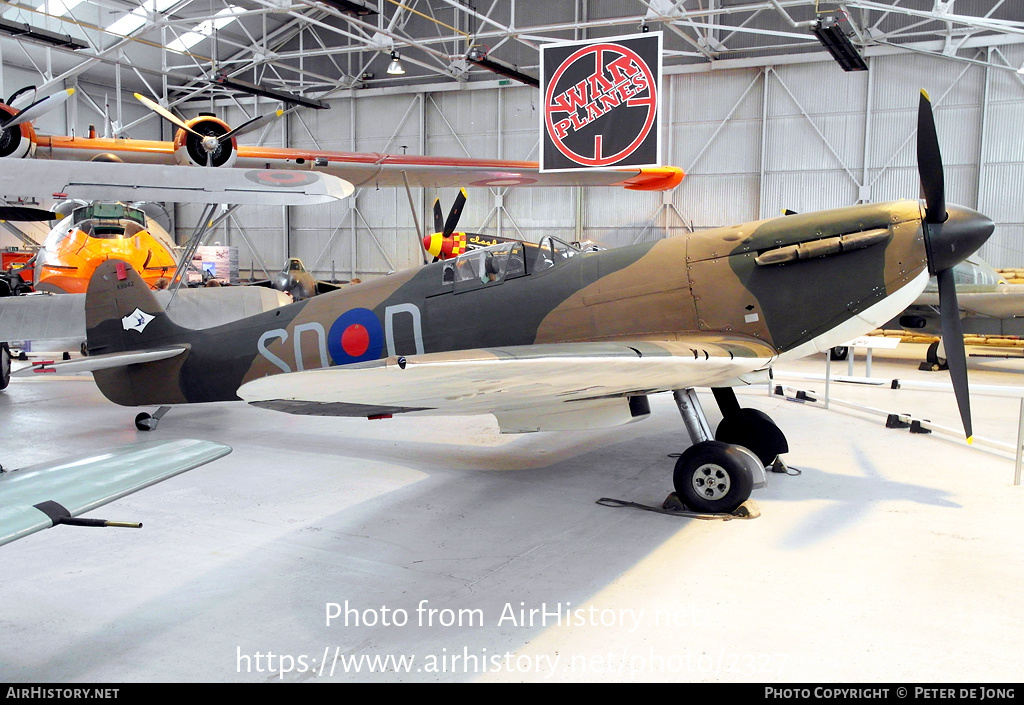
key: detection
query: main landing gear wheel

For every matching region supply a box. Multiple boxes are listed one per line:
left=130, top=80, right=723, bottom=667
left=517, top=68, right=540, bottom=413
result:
left=714, top=408, right=789, bottom=467
left=926, top=340, right=948, bottom=369
left=674, top=441, right=755, bottom=514
left=830, top=346, right=849, bottom=361
left=0, top=342, right=10, bottom=391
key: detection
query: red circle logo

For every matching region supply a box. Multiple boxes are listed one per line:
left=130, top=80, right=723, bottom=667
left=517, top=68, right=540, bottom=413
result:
left=544, top=42, right=658, bottom=167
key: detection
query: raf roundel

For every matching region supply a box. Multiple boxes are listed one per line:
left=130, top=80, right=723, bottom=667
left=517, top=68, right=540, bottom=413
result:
left=328, top=308, right=384, bottom=365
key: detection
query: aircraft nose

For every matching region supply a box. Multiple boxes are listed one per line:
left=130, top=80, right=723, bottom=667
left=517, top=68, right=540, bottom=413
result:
left=924, top=204, right=995, bottom=274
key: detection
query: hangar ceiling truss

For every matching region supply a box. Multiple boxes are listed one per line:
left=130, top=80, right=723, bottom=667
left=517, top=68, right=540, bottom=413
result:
left=0, top=1, right=1021, bottom=112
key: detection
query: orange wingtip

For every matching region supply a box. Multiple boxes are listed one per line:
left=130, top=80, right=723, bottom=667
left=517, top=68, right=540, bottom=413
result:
left=620, top=166, right=685, bottom=191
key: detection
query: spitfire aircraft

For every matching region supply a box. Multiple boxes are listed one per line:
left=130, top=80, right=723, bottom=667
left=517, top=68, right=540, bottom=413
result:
left=16, top=92, right=993, bottom=514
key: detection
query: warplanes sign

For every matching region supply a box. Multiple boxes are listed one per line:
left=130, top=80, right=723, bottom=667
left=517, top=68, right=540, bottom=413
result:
left=540, top=32, right=662, bottom=173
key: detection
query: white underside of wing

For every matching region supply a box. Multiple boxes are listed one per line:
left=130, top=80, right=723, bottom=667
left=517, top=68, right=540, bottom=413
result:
left=238, top=342, right=775, bottom=423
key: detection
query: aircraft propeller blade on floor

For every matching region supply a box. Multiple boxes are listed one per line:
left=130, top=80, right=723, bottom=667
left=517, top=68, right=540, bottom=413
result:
left=917, top=89, right=994, bottom=443
left=0, top=205, right=58, bottom=221
left=0, top=88, right=74, bottom=129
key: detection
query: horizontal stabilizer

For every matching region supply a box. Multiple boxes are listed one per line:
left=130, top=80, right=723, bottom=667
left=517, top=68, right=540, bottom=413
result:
left=0, top=160, right=353, bottom=206
left=13, top=345, right=186, bottom=376
left=0, top=439, right=231, bottom=546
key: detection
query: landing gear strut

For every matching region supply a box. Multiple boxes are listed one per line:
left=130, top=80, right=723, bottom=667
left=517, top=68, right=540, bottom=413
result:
left=135, top=406, right=171, bottom=431
left=671, top=388, right=779, bottom=514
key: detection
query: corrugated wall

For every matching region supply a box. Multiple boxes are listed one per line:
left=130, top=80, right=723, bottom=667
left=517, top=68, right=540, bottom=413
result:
left=180, top=46, right=1024, bottom=278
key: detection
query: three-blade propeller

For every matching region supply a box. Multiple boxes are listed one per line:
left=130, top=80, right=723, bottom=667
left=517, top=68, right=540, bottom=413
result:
left=917, top=89, right=995, bottom=443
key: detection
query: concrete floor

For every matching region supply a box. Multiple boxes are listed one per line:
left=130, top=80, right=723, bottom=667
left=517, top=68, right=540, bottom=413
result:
left=1, top=341, right=1022, bottom=683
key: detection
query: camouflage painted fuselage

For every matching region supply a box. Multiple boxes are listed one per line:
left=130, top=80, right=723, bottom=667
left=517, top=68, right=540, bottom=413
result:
left=86, top=199, right=932, bottom=409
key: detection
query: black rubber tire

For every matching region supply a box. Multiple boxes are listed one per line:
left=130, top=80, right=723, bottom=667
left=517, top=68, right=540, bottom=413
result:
left=926, top=340, right=947, bottom=368
left=0, top=342, right=10, bottom=391
left=674, top=441, right=754, bottom=514
left=135, top=412, right=153, bottom=431
left=830, top=346, right=849, bottom=361
left=715, top=407, right=789, bottom=467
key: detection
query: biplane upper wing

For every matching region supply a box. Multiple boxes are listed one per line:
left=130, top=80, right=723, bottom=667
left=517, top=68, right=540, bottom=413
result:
left=35, top=135, right=685, bottom=191
left=237, top=338, right=775, bottom=433
left=0, top=439, right=231, bottom=547
left=0, top=159, right=353, bottom=205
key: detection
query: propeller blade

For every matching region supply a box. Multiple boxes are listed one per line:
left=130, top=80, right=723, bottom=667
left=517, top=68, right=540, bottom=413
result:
left=442, top=188, right=467, bottom=238
left=1, top=88, right=74, bottom=129
left=222, top=109, right=284, bottom=141
left=0, top=206, right=58, bottom=221
left=917, top=89, right=947, bottom=225
left=134, top=93, right=201, bottom=138
left=936, top=268, right=972, bottom=442
left=432, top=199, right=444, bottom=235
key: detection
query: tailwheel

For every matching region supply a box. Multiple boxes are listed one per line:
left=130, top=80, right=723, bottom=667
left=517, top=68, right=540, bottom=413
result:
left=714, top=408, right=788, bottom=467
left=674, top=441, right=755, bottom=514
left=134, top=406, right=170, bottom=431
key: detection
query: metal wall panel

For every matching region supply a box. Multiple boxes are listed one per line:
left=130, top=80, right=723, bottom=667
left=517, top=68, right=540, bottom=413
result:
left=164, top=49, right=1024, bottom=277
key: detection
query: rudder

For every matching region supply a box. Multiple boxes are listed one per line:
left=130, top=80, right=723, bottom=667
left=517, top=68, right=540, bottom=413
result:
left=86, top=259, right=192, bottom=407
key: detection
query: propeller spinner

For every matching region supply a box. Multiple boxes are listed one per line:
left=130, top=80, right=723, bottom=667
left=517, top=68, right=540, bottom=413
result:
left=422, top=188, right=468, bottom=261
left=916, top=89, right=995, bottom=442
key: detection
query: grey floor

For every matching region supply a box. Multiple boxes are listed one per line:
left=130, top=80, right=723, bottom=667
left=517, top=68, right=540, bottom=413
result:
left=1, top=342, right=1022, bottom=683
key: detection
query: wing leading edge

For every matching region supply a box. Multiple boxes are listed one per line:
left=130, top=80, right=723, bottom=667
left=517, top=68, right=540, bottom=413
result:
left=237, top=339, right=776, bottom=433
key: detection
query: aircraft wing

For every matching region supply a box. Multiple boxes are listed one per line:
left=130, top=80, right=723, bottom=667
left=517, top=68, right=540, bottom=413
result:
left=36, top=136, right=685, bottom=191
left=237, top=338, right=775, bottom=433
left=0, top=439, right=231, bottom=547
left=0, top=160, right=353, bottom=205
left=915, top=286, right=1024, bottom=319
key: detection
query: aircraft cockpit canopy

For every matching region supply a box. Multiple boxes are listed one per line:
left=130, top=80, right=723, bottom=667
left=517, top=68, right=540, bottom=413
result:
left=71, top=203, right=149, bottom=239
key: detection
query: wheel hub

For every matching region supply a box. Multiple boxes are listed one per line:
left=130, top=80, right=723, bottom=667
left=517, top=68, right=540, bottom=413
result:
left=692, top=463, right=730, bottom=499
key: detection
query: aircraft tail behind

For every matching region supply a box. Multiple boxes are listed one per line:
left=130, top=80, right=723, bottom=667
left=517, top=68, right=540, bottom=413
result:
left=86, top=260, right=194, bottom=406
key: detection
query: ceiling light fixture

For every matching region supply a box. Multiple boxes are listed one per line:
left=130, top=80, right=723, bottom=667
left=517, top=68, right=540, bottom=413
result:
left=211, top=72, right=329, bottom=110
left=465, top=47, right=539, bottom=88
left=810, top=15, right=868, bottom=72
left=0, top=17, right=87, bottom=50
left=317, top=0, right=377, bottom=15
left=386, top=51, right=406, bottom=76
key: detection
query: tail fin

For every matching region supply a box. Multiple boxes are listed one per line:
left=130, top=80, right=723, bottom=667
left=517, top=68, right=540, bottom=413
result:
left=86, top=260, right=192, bottom=406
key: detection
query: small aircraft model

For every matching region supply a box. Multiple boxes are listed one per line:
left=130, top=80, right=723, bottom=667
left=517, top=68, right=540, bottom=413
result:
left=0, top=439, right=230, bottom=547
left=248, top=258, right=346, bottom=301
